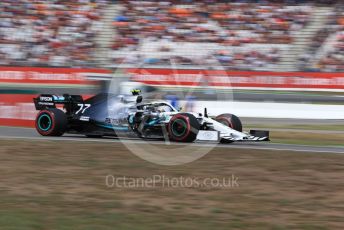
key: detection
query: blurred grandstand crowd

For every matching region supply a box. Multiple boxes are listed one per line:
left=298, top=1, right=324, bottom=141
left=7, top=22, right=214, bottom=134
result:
left=0, top=0, right=107, bottom=67
left=0, top=0, right=343, bottom=72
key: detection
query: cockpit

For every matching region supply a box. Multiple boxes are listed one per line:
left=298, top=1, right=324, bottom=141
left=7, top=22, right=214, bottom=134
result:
left=138, top=102, right=177, bottom=113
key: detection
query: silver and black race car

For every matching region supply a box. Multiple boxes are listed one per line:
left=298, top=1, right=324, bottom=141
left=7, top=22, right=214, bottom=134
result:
left=33, top=90, right=269, bottom=143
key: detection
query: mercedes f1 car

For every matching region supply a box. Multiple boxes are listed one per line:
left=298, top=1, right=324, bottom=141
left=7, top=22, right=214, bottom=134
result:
left=33, top=91, right=269, bottom=143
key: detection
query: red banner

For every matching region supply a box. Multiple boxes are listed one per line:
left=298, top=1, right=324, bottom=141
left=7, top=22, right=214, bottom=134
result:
left=127, top=68, right=344, bottom=90
left=0, top=67, right=111, bottom=85
left=0, top=94, right=94, bottom=128
left=0, top=94, right=36, bottom=127
left=0, top=67, right=111, bottom=128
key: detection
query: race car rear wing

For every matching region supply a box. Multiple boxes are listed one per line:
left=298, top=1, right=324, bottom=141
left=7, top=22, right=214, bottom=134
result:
left=33, top=94, right=84, bottom=114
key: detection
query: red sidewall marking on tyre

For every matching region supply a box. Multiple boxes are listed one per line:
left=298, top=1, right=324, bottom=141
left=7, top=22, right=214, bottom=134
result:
left=35, top=110, right=56, bottom=136
left=169, top=114, right=191, bottom=141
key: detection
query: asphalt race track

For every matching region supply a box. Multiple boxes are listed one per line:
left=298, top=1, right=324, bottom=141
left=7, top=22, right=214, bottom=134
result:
left=1, top=126, right=344, bottom=154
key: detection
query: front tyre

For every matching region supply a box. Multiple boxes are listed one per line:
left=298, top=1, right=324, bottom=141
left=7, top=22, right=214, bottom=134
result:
left=215, top=113, right=242, bottom=132
left=168, top=113, right=200, bottom=142
left=35, top=109, right=67, bottom=136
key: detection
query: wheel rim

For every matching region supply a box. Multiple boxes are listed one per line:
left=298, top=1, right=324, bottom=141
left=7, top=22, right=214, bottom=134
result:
left=38, top=114, right=52, bottom=131
left=171, top=119, right=187, bottom=137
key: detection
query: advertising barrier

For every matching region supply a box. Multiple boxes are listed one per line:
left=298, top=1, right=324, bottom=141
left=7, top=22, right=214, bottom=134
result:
left=127, top=68, right=344, bottom=91
left=2, top=95, right=343, bottom=130
left=0, top=67, right=111, bottom=127
left=0, top=94, right=94, bottom=128
left=0, top=94, right=36, bottom=127
left=1, top=67, right=344, bottom=129
left=0, top=67, right=111, bottom=85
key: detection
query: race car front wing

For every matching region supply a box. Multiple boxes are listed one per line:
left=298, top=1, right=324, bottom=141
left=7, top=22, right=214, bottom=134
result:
left=196, top=130, right=270, bottom=143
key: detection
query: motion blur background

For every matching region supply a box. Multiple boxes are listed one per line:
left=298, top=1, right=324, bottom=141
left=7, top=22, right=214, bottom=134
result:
left=1, top=1, right=344, bottom=229
left=1, top=0, right=344, bottom=127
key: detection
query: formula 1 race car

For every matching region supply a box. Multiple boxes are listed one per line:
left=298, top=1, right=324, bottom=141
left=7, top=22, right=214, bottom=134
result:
left=33, top=91, right=269, bottom=143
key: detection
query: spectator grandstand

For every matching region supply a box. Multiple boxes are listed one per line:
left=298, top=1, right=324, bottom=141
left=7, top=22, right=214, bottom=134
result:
left=0, top=0, right=342, bottom=72
left=0, top=0, right=107, bottom=67
left=299, top=4, right=344, bottom=72
left=109, top=0, right=313, bottom=70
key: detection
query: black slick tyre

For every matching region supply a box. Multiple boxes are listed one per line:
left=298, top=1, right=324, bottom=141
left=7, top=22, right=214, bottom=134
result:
left=215, top=113, right=242, bottom=132
left=35, top=108, right=67, bottom=136
left=168, top=113, right=200, bottom=142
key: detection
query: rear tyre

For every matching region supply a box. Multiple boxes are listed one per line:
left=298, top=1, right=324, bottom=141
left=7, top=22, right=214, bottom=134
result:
left=35, top=108, right=67, bottom=136
left=168, top=113, right=200, bottom=142
left=215, top=113, right=242, bottom=132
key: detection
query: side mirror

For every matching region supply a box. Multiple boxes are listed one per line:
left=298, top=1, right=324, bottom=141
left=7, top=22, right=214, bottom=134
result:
left=178, top=107, right=183, bottom=112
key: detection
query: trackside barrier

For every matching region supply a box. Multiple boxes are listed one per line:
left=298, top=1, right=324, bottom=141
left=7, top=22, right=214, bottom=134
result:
left=0, top=94, right=95, bottom=128
left=1, top=96, right=342, bottom=129
left=0, top=94, right=36, bottom=127
left=190, top=101, right=344, bottom=120
left=126, top=68, right=344, bottom=91
left=1, top=67, right=344, bottom=128
left=0, top=67, right=111, bottom=127
left=0, top=67, right=111, bottom=85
